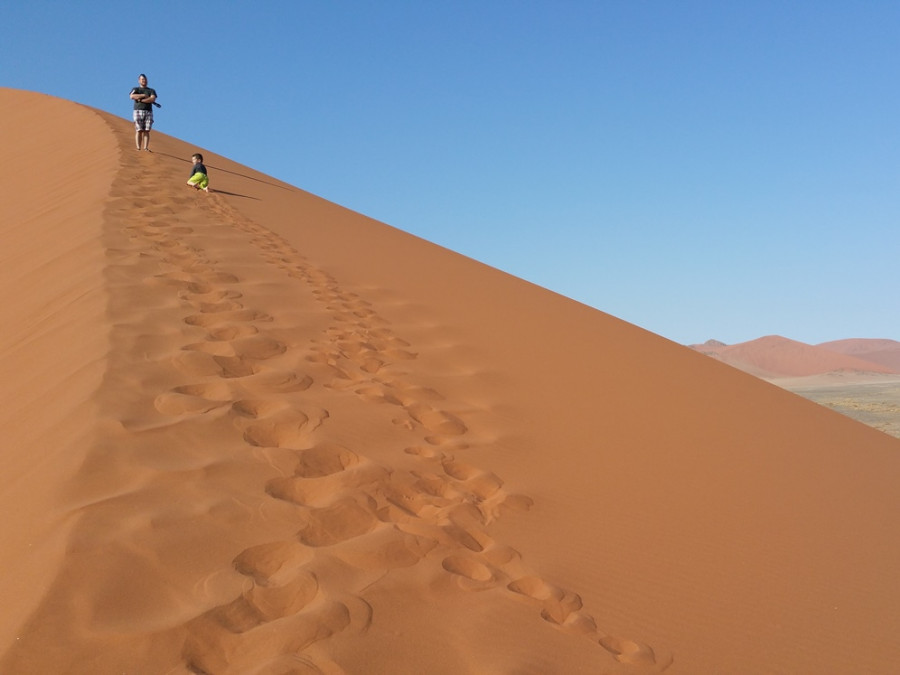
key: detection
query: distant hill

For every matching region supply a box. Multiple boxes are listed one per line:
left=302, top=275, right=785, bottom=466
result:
left=689, top=336, right=900, bottom=378
left=818, top=338, right=900, bottom=372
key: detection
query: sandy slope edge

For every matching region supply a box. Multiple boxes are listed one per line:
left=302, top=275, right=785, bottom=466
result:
left=0, top=90, right=119, bottom=648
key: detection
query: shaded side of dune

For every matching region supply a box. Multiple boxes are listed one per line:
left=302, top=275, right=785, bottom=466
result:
left=0, top=90, right=119, bottom=649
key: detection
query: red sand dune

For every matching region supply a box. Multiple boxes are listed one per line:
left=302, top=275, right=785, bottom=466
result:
left=819, top=338, right=900, bottom=372
left=3, top=88, right=900, bottom=674
left=691, top=335, right=898, bottom=378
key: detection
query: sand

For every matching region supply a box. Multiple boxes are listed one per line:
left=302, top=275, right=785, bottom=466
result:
left=3, top=88, right=900, bottom=674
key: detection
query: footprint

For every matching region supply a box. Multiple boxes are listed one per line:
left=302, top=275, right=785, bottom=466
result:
left=507, top=577, right=586, bottom=628
left=231, top=335, right=286, bottom=360
left=233, top=540, right=313, bottom=585
left=507, top=576, right=559, bottom=601
left=245, top=572, right=320, bottom=622
left=406, top=404, right=468, bottom=436
left=213, top=355, right=259, bottom=378
left=354, top=385, right=404, bottom=406
left=441, top=458, right=479, bottom=480
left=404, top=445, right=444, bottom=459
left=154, top=382, right=234, bottom=416
left=296, top=496, right=378, bottom=547
left=409, top=471, right=464, bottom=501
left=197, top=300, right=244, bottom=314
left=442, top=506, right=494, bottom=552
left=172, top=351, right=227, bottom=378
left=243, top=370, right=314, bottom=393
left=183, top=341, right=237, bottom=357
left=539, top=591, right=584, bottom=626
left=598, top=635, right=666, bottom=668
left=184, top=281, right=214, bottom=294
left=442, top=554, right=495, bottom=583
left=182, top=336, right=279, bottom=362
left=331, top=526, right=438, bottom=570
left=467, top=472, right=505, bottom=501
left=241, top=409, right=312, bottom=448
left=185, top=309, right=272, bottom=327
left=358, top=357, right=384, bottom=374
left=230, top=398, right=287, bottom=420
left=209, top=571, right=319, bottom=633
left=267, top=463, right=389, bottom=508
left=497, top=493, right=535, bottom=514
left=183, top=600, right=351, bottom=675
left=207, top=324, right=259, bottom=341
left=292, top=443, right=361, bottom=478
left=153, top=393, right=228, bottom=417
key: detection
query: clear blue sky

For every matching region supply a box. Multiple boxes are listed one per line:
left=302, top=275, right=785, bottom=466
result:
left=3, top=1, right=897, bottom=345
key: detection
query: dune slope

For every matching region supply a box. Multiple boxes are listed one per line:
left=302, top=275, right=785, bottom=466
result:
left=0, top=90, right=118, bottom=652
left=2, top=89, right=900, bottom=674
left=819, top=338, right=900, bottom=372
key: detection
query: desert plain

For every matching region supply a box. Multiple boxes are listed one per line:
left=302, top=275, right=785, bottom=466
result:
left=2, top=88, right=900, bottom=674
left=771, top=375, right=900, bottom=439
left=690, top=336, right=900, bottom=438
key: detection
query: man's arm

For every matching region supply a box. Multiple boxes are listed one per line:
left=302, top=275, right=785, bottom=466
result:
left=129, top=88, right=156, bottom=102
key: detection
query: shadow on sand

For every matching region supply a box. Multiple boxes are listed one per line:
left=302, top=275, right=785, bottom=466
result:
left=153, top=151, right=294, bottom=196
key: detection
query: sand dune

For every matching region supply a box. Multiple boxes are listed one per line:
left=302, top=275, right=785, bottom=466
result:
left=3, top=88, right=900, bottom=674
left=819, top=338, right=900, bottom=372
left=691, top=335, right=898, bottom=378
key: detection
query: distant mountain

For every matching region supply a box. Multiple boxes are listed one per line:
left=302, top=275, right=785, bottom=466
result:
left=688, top=336, right=900, bottom=378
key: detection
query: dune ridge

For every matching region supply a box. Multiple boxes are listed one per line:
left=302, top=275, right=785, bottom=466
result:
left=690, top=335, right=899, bottom=378
left=818, top=338, right=900, bottom=372
left=3, top=89, right=900, bottom=674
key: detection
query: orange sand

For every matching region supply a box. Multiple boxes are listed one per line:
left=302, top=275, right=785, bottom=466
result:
left=3, top=88, right=900, bottom=674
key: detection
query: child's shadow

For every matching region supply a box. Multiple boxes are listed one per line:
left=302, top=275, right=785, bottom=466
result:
left=208, top=188, right=259, bottom=200
left=154, top=151, right=283, bottom=200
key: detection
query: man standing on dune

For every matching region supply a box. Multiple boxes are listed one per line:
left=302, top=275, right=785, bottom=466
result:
left=129, top=73, right=157, bottom=151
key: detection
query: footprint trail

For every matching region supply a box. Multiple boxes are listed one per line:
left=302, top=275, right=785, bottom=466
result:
left=2, top=127, right=672, bottom=674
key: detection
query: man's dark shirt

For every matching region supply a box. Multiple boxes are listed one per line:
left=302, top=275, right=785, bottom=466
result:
left=131, top=86, right=157, bottom=111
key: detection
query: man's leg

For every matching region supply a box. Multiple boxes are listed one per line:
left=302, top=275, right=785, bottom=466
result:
left=133, top=111, right=142, bottom=150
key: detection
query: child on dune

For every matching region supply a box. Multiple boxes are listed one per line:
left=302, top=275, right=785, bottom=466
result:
left=186, top=153, right=210, bottom=192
